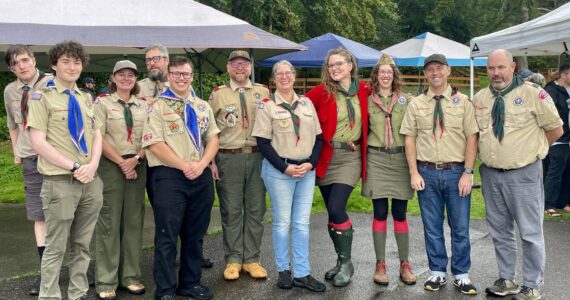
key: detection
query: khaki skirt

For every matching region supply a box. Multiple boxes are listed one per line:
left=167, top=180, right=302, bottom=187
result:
left=361, top=149, right=414, bottom=200
left=317, top=147, right=361, bottom=187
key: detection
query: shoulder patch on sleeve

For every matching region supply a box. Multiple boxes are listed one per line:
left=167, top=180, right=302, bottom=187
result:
left=31, top=92, right=43, bottom=100
left=539, top=89, right=549, bottom=100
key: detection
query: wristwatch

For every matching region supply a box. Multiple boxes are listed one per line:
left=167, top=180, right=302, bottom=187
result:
left=135, top=155, right=143, bottom=165
left=463, top=167, right=474, bottom=174
left=71, top=162, right=81, bottom=172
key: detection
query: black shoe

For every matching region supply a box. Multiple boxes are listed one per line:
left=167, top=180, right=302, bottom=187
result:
left=176, top=283, right=212, bottom=300
left=157, top=295, right=176, bottom=300
left=87, top=267, right=95, bottom=287
left=453, top=278, right=478, bottom=295
left=201, top=258, right=214, bottom=268
left=293, top=275, right=326, bottom=292
left=28, top=276, right=41, bottom=295
left=277, top=270, right=293, bottom=289
left=424, top=275, right=447, bottom=291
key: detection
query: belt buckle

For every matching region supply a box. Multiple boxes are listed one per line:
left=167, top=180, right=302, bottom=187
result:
left=435, top=163, right=444, bottom=170
left=243, top=147, right=252, bottom=154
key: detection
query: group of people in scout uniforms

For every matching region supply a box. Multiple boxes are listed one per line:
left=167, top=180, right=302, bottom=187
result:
left=3, top=38, right=561, bottom=300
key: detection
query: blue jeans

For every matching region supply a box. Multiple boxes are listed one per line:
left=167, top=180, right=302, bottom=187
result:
left=417, top=164, right=471, bottom=279
left=261, top=159, right=315, bottom=278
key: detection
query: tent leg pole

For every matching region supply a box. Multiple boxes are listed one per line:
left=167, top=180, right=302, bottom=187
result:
left=470, top=58, right=474, bottom=99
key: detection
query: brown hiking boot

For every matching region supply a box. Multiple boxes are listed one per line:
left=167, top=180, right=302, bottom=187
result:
left=399, top=260, right=417, bottom=285
left=223, top=263, right=242, bottom=280
left=373, top=261, right=389, bottom=285
left=242, top=262, right=268, bottom=279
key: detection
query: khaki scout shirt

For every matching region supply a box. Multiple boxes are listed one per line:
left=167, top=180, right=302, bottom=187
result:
left=400, top=85, right=479, bottom=163
left=26, top=78, right=101, bottom=175
left=142, top=88, right=220, bottom=167
left=473, top=82, right=563, bottom=169
left=208, top=79, right=270, bottom=149
left=3, top=70, right=53, bottom=158
left=95, top=93, right=148, bottom=156
left=252, top=91, right=322, bottom=160
left=333, top=92, right=362, bottom=142
left=368, top=93, right=413, bottom=148
left=137, top=77, right=169, bottom=99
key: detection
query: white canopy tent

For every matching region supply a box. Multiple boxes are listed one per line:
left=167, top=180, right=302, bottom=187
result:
left=470, top=2, right=570, bottom=57
left=0, top=0, right=307, bottom=83
left=382, top=32, right=487, bottom=98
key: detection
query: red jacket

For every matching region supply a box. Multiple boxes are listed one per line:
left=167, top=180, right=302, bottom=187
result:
left=305, top=82, right=370, bottom=179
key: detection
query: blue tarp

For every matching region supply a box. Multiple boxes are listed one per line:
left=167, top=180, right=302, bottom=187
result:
left=259, top=33, right=382, bottom=68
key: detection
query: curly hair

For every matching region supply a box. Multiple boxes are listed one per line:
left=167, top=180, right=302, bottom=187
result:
left=320, top=48, right=358, bottom=95
left=370, top=63, right=402, bottom=95
left=48, top=40, right=89, bottom=68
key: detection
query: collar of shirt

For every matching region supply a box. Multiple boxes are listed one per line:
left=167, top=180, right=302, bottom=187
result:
left=159, top=87, right=195, bottom=103
left=274, top=90, right=300, bottom=106
left=16, top=68, right=40, bottom=89
left=229, top=79, right=253, bottom=91
left=111, top=92, right=140, bottom=107
left=52, top=77, right=81, bottom=95
left=425, top=84, right=452, bottom=102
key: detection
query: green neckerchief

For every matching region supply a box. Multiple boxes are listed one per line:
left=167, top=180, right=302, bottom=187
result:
left=489, top=75, right=524, bottom=142
left=238, top=87, right=249, bottom=129
left=337, top=78, right=358, bottom=129
left=272, top=94, right=300, bottom=145
left=432, top=95, right=444, bottom=139
left=117, top=99, right=135, bottom=142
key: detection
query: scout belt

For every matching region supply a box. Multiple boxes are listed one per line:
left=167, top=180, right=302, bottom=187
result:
left=218, top=146, right=258, bottom=154
left=417, top=160, right=464, bottom=170
left=368, top=146, right=404, bottom=154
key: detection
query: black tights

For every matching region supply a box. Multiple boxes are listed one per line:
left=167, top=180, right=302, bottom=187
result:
left=373, top=198, right=408, bottom=221
left=319, top=183, right=354, bottom=224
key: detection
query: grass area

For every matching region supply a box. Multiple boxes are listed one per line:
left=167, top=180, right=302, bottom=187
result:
left=2, top=140, right=569, bottom=221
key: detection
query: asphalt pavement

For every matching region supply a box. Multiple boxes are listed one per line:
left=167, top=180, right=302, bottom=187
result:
left=1, top=204, right=568, bottom=299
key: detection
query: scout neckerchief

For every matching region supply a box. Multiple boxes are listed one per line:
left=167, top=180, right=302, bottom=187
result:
left=272, top=94, right=301, bottom=145
left=20, top=71, right=46, bottom=129
left=430, top=86, right=458, bottom=139
left=337, top=79, right=358, bottom=129
left=160, top=88, right=201, bottom=153
left=152, top=77, right=167, bottom=97
left=371, top=92, right=399, bottom=149
left=238, top=87, right=249, bottom=129
left=489, top=75, right=524, bottom=142
left=63, top=89, right=88, bottom=155
left=116, top=95, right=135, bottom=143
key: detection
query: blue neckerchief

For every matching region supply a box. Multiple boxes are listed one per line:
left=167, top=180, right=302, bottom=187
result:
left=161, top=88, right=201, bottom=153
left=63, top=89, right=88, bottom=155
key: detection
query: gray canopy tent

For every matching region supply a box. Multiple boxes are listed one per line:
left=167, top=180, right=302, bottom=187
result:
left=0, top=0, right=307, bottom=95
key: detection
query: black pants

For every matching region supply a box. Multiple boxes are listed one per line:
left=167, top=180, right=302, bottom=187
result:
left=544, top=145, right=570, bottom=209
left=152, top=166, right=214, bottom=298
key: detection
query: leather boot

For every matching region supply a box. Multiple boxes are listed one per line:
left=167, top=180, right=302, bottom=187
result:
left=373, top=261, right=389, bottom=285
left=332, top=227, right=354, bottom=287
left=324, top=225, right=341, bottom=281
left=399, top=260, right=417, bottom=285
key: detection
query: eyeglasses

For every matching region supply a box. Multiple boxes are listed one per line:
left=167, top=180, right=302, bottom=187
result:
left=379, top=70, right=394, bottom=76
left=229, top=61, right=250, bottom=69
left=145, top=56, right=166, bottom=64
left=169, top=72, right=193, bottom=79
left=275, top=71, right=295, bottom=78
left=327, top=61, right=347, bottom=70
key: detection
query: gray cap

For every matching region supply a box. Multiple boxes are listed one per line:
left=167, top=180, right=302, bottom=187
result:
left=424, top=54, right=448, bottom=68
left=228, top=50, right=251, bottom=62
left=112, top=60, right=138, bottom=74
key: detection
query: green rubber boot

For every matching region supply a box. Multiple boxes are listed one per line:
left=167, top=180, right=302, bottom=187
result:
left=332, top=227, right=354, bottom=287
left=324, top=224, right=341, bottom=281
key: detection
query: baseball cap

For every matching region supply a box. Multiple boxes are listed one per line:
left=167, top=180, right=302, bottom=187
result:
left=424, top=54, right=448, bottom=68
left=520, top=69, right=533, bottom=79
left=228, top=50, right=251, bottom=62
left=82, top=77, right=95, bottom=84
left=112, top=60, right=138, bottom=74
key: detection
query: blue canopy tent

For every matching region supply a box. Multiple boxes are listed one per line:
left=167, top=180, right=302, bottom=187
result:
left=259, top=33, right=383, bottom=68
